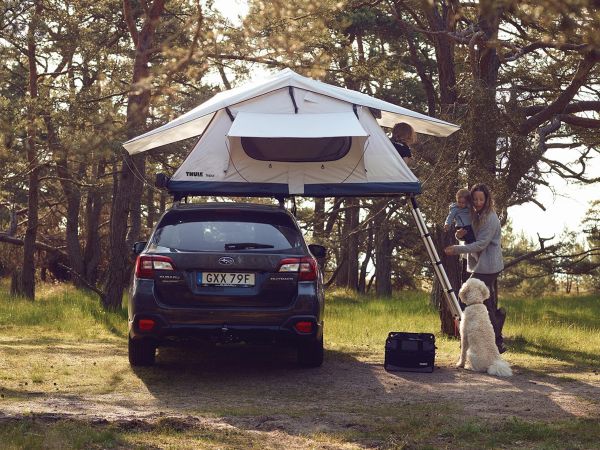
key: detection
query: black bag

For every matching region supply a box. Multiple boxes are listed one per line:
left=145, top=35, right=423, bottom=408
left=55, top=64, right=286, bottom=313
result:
left=384, top=332, right=435, bottom=373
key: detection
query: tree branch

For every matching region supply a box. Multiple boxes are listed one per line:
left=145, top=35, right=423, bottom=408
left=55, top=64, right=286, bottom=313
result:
left=519, top=52, right=600, bottom=134
left=540, top=155, right=600, bottom=182
left=122, top=0, right=139, bottom=47
left=0, top=232, right=67, bottom=257
left=503, top=41, right=589, bottom=62
left=559, top=114, right=600, bottom=129
left=57, top=263, right=106, bottom=300
left=503, top=234, right=558, bottom=271
left=523, top=100, right=600, bottom=116
left=389, top=1, right=437, bottom=115
left=325, top=256, right=346, bottom=288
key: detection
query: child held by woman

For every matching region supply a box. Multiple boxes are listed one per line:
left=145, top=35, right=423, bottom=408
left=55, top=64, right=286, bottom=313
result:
left=444, top=188, right=477, bottom=258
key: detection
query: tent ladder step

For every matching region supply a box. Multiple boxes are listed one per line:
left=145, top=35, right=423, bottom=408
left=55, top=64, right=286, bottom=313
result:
left=408, top=194, right=463, bottom=324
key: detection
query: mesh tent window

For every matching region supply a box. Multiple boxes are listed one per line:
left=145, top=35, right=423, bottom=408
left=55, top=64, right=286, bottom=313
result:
left=240, top=136, right=352, bottom=162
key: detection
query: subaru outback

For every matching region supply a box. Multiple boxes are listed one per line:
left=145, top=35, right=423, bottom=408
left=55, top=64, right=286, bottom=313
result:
left=128, top=202, right=325, bottom=367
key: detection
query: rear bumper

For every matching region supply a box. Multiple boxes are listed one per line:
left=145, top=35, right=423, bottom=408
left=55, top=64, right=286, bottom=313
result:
left=128, top=279, right=324, bottom=344
left=129, top=314, right=322, bottom=344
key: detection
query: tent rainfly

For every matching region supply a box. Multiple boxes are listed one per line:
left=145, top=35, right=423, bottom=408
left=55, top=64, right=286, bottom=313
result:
left=123, top=68, right=460, bottom=198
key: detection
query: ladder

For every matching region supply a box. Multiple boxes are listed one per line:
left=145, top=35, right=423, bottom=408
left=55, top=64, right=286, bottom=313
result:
left=408, top=194, right=463, bottom=324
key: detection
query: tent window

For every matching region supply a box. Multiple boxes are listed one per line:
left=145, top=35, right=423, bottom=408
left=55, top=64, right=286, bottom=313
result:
left=241, top=137, right=352, bottom=162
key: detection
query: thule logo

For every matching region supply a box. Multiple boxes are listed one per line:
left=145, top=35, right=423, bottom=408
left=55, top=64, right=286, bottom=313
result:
left=186, top=171, right=203, bottom=177
left=218, top=257, right=235, bottom=265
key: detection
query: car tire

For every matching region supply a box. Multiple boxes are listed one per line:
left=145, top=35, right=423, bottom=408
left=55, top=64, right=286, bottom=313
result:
left=297, top=336, right=324, bottom=368
left=128, top=337, right=156, bottom=366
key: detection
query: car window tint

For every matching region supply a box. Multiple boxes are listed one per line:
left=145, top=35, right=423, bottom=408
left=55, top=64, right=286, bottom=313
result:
left=151, top=215, right=302, bottom=252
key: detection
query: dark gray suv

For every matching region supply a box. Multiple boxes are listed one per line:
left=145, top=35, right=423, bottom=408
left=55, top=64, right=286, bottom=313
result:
left=129, top=202, right=325, bottom=367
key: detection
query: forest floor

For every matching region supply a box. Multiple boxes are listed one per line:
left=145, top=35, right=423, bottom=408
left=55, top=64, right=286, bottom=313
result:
left=0, top=286, right=599, bottom=448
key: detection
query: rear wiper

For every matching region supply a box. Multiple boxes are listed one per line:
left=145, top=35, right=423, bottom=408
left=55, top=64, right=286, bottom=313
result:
left=224, top=242, right=275, bottom=250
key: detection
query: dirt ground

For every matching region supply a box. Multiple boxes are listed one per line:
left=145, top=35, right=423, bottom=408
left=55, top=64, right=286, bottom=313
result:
left=1, top=338, right=599, bottom=446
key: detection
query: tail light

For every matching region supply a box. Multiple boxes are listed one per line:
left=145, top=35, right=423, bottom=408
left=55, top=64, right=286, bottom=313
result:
left=135, top=255, right=175, bottom=279
left=294, top=321, right=313, bottom=333
left=278, top=257, right=318, bottom=281
left=138, top=319, right=156, bottom=331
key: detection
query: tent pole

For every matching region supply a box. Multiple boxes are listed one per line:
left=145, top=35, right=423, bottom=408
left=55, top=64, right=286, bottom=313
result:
left=407, top=194, right=463, bottom=324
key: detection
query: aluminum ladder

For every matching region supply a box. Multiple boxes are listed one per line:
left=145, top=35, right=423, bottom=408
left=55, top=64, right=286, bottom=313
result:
left=408, top=194, right=463, bottom=325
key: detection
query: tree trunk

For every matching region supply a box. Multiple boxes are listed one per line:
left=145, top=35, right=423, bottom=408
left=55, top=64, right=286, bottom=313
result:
left=64, top=164, right=86, bottom=286
left=19, top=2, right=43, bottom=299
left=83, top=159, right=106, bottom=285
left=146, top=185, right=155, bottom=229
left=103, top=0, right=166, bottom=310
left=423, top=1, right=458, bottom=108
left=358, top=227, right=373, bottom=294
left=335, top=251, right=349, bottom=287
left=11, top=270, right=23, bottom=296
left=126, top=155, right=146, bottom=248
left=374, top=202, right=393, bottom=297
left=43, top=108, right=87, bottom=286
left=159, top=190, right=166, bottom=214
left=335, top=200, right=349, bottom=287
left=467, top=3, right=503, bottom=184
left=419, top=2, right=464, bottom=333
left=429, top=227, right=462, bottom=336
left=48, top=115, right=86, bottom=286
left=104, top=155, right=135, bottom=309
left=313, top=198, right=325, bottom=242
left=345, top=198, right=360, bottom=290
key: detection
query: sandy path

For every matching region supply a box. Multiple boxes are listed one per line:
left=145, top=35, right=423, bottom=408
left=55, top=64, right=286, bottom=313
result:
left=1, top=340, right=598, bottom=441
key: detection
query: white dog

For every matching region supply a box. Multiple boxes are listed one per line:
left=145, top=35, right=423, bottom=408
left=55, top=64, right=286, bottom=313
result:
left=457, top=278, right=512, bottom=377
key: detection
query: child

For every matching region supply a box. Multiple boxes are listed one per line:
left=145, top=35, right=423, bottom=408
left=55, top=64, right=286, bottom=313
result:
left=390, top=122, right=415, bottom=164
left=444, top=188, right=476, bottom=249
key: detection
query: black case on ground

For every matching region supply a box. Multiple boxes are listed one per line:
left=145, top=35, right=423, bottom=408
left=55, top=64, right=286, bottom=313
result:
left=384, top=332, right=435, bottom=373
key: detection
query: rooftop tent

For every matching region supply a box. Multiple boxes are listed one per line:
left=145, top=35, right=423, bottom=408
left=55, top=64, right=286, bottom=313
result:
left=122, top=69, right=465, bottom=322
left=122, top=68, right=460, bottom=197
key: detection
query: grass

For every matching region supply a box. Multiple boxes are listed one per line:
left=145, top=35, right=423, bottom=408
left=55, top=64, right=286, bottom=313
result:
left=326, top=288, right=600, bottom=370
left=0, top=282, right=599, bottom=449
left=1, top=413, right=598, bottom=449
left=502, top=293, right=600, bottom=370
left=444, top=416, right=600, bottom=449
left=326, top=290, right=441, bottom=350
left=2, top=283, right=597, bottom=369
left=0, top=419, right=122, bottom=450
left=0, top=416, right=283, bottom=450
left=0, top=283, right=127, bottom=341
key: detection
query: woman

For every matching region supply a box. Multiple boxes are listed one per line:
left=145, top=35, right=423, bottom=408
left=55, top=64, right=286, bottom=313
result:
left=444, top=183, right=506, bottom=353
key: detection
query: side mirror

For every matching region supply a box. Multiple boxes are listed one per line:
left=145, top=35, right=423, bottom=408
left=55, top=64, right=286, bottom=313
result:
left=308, top=244, right=327, bottom=259
left=132, top=241, right=147, bottom=255
left=155, top=172, right=170, bottom=188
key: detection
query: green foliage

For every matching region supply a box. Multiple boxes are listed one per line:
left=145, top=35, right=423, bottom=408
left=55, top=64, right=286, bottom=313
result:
left=501, top=213, right=600, bottom=294
left=582, top=200, right=600, bottom=290
left=0, top=282, right=127, bottom=339
left=501, top=220, right=558, bottom=293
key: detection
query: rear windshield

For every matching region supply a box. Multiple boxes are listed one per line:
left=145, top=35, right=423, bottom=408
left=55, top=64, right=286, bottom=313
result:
left=149, top=211, right=303, bottom=252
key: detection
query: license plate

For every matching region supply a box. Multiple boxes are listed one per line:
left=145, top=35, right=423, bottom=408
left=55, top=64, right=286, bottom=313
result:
left=198, top=272, right=255, bottom=287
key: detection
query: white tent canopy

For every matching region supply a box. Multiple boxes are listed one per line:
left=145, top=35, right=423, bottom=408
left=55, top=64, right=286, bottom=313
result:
left=123, top=68, right=459, bottom=155
left=227, top=112, right=368, bottom=138
left=122, top=69, right=460, bottom=198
